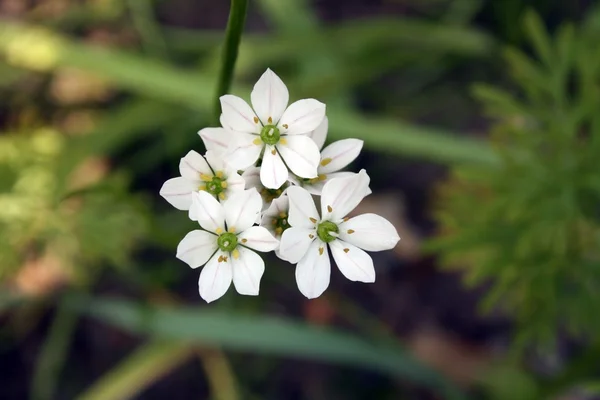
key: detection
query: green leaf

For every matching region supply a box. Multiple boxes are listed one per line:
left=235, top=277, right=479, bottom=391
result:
left=523, top=10, right=553, bottom=67
left=67, top=295, right=466, bottom=400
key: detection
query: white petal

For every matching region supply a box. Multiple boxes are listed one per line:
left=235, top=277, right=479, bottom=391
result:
left=225, top=132, right=263, bottom=170
left=279, top=227, right=315, bottom=263
left=276, top=135, right=319, bottom=179
left=189, top=191, right=226, bottom=233
left=224, top=188, right=262, bottom=232
left=176, top=230, right=218, bottom=268
left=329, top=240, right=375, bottom=283
left=219, top=95, right=260, bottom=133
left=303, top=172, right=355, bottom=196
left=231, top=247, right=265, bottom=296
left=339, top=213, right=400, bottom=251
left=295, top=239, right=331, bottom=299
left=318, top=139, right=363, bottom=174
left=278, top=99, right=326, bottom=135
left=241, top=166, right=262, bottom=190
left=251, top=68, right=289, bottom=125
left=159, top=177, right=196, bottom=210
left=198, top=127, right=229, bottom=153
left=261, top=193, right=288, bottom=219
left=205, top=149, right=225, bottom=172
left=238, top=226, right=279, bottom=252
left=179, top=150, right=211, bottom=181
left=307, top=116, right=328, bottom=150
left=225, top=170, right=246, bottom=197
left=198, top=251, right=232, bottom=303
left=286, top=186, right=319, bottom=229
left=260, top=145, right=288, bottom=189
left=320, top=169, right=370, bottom=221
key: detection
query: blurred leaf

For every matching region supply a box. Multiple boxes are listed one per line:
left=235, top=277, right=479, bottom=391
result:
left=523, top=10, right=553, bottom=67
left=68, top=295, right=467, bottom=400
left=76, top=340, right=194, bottom=400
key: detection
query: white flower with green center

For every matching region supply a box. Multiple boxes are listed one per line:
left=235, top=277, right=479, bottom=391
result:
left=178, top=189, right=279, bottom=303
left=241, top=166, right=289, bottom=210
left=220, top=69, right=325, bottom=189
left=159, top=150, right=245, bottom=210
left=279, top=170, right=400, bottom=299
left=260, top=194, right=291, bottom=260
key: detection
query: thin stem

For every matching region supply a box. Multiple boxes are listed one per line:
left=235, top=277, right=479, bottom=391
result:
left=213, top=0, right=249, bottom=124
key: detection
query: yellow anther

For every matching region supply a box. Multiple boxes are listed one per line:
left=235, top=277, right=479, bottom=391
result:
left=279, top=138, right=287, bottom=145
left=282, top=124, right=288, bottom=129
left=309, top=234, right=315, bottom=239
left=275, top=227, right=283, bottom=235
left=318, top=174, right=327, bottom=181
left=272, top=219, right=278, bottom=225
left=228, top=226, right=236, bottom=233
left=327, top=205, right=332, bottom=213
left=215, top=171, right=224, bottom=178
left=271, top=149, right=276, bottom=155
left=219, top=193, right=226, bottom=200
left=232, top=249, right=240, bottom=259
left=279, top=212, right=287, bottom=218
left=343, top=248, right=349, bottom=253
left=347, top=229, right=355, bottom=234
left=253, top=138, right=263, bottom=145
left=223, top=256, right=228, bottom=262
left=343, top=217, right=350, bottom=222
left=218, top=255, right=228, bottom=263
left=253, top=116, right=259, bottom=124
left=318, top=247, right=324, bottom=256
left=241, top=238, right=248, bottom=243
left=215, top=227, right=224, bottom=234
left=221, top=181, right=228, bottom=188
left=309, top=217, right=317, bottom=224
left=200, top=173, right=213, bottom=182
left=320, top=158, right=332, bottom=167
left=268, top=116, right=273, bottom=124
left=198, top=184, right=206, bottom=191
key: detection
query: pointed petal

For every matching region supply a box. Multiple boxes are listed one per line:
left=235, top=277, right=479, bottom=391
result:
left=189, top=191, right=226, bottom=233
left=198, top=251, right=232, bottom=303
left=225, top=170, right=246, bottom=197
left=318, top=139, right=363, bottom=174
left=176, top=230, right=218, bottom=268
left=279, top=227, right=316, bottom=263
left=205, top=149, right=225, bottom=172
left=296, top=239, right=330, bottom=299
left=199, top=127, right=229, bottom=153
left=219, top=95, right=260, bottom=133
left=276, top=135, right=320, bottom=179
left=321, top=169, right=370, bottom=221
left=179, top=150, right=212, bottom=181
left=238, top=226, right=279, bottom=252
left=278, top=99, right=326, bottom=135
left=224, top=189, right=262, bottom=232
left=260, top=145, right=288, bottom=189
left=251, top=68, right=289, bottom=125
left=225, top=132, right=263, bottom=170
left=307, top=116, right=328, bottom=150
left=330, top=240, right=375, bottom=283
left=339, top=213, right=400, bottom=251
left=159, top=177, right=196, bottom=210
left=231, top=247, right=265, bottom=296
left=241, top=166, right=262, bottom=190
left=303, top=171, right=355, bottom=196
left=286, top=186, right=319, bottom=229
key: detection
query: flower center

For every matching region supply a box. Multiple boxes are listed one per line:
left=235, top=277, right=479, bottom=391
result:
left=302, top=174, right=327, bottom=185
left=272, top=212, right=290, bottom=237
left=317, top=220, right=339, bottom=243
left=260, top=182, right=288, bottom=203
left=260, top=124, right=280, bottom=145
left=203, top=175, right=226, bottom=196
left=217, top=232, right=238, bottom=252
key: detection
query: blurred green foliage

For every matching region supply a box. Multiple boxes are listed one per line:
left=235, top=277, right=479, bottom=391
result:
left=431, top=10, right=600, bottom=348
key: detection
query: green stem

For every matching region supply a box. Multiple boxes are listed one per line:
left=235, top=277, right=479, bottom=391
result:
left=213, top=0, right=249, bottom=124
left=31, top=301, right=79, bottom=400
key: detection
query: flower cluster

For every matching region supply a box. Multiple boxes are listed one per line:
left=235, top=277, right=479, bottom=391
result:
left=160, top=69, right=400, bottom=302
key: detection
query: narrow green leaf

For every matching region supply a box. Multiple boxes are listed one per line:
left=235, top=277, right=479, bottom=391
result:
left=68, top=295, right=466, bottom=400
left=76, top=340, right=194, bottom=400
left=523, top=10, right=553, bottom=67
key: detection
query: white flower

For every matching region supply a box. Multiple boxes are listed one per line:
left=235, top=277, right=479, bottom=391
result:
left=242, top=166, right=288, bottom=210
left=290, top=135, right=364, bottom=195
left=159, top=150, right=245, bottom=210
left=220, top=69, right=325, bottom=189
left=279, top=170, right=400, bottom=299
left=260, top=194, right=290, bottom=260
left=177, top=189, right=279, bottom=303
left=198, top=127, right=229, bottom=154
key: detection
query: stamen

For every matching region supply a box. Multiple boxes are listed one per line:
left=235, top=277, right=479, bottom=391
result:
left=232, top=249, right=240, bottom=259
left=241, top=238, right=248, bottom=243
left=309, top=217, right=317, bottom=224
left=309, top=234, right=315, bottom=239
left=279, top=212, right=287, bottom=218
left=215, top=228, right=224, bottom=234
left=215, top=171, right=224, bottom=178
left=343, top=217, right=350, bottom=222
left=200, top=173, right=213, bottom=182
left=271, top=149, right=276, bottom=155
left=320, top=158, right=332, bottom=166
left=228, top=227, right=236, bottom=233
left=253, top=138, right=262, bottom=146
left=347, top=229, right=355, bottom=234
left=253, top=116, right=259, bottom=124
left=343, top=248, right=349, bottom=253
left=327, top=205, right=333, bottom=213
left=319, top=247, right=324, bottom=256
left=279, top=138, right=287, bottom=145
left=221, top=181, right=228, bottom=188
left=268, top=117, right=273, bottom=124
left=282, top=124, right=288, bottom=129
left=219, top=193, right=226, bottom=200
